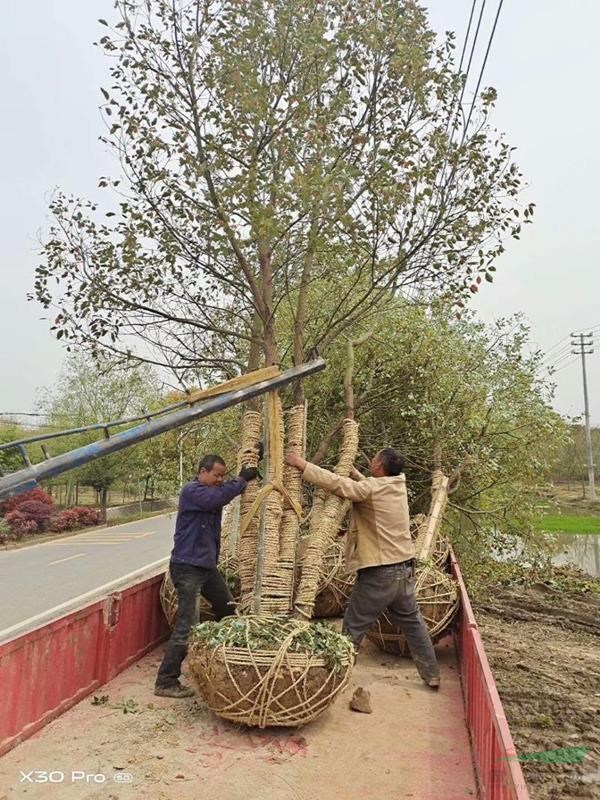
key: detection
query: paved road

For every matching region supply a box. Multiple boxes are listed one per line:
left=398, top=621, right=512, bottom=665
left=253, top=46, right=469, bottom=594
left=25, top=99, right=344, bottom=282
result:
left=0, top=513, right=176, bottom=638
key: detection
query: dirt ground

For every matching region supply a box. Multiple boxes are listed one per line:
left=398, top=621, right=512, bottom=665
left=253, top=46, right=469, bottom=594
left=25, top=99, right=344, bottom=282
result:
left=474, top=577, right=600, bottom=800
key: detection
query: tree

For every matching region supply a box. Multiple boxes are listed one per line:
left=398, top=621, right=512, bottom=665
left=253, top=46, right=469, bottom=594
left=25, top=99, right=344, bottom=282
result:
left=35, top=0, right=528, bottom=387
left=301, top=302, right=567, bottom=560
left=33, top=0, right=531, bottom=614
left=551, top=424, right=600, bottom=494
left=39, top=354, right=162, bottom=518
left=0, top=421, right=29, bottom=475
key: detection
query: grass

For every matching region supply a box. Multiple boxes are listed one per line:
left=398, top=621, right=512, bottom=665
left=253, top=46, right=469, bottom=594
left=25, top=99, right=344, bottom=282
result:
left=534, top=514, right=600, bottom=535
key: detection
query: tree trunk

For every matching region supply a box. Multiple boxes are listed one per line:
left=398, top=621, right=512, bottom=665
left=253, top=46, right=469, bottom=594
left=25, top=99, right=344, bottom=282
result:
left=100, top=487, right=108, bottom=523
left=237, top=409, right=264, bottom=612
left=293, top=419, right=359, bottom=618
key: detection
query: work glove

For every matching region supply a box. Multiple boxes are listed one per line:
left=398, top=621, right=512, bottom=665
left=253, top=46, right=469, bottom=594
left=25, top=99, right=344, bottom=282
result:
left=239, top=466, right=260, bottom=482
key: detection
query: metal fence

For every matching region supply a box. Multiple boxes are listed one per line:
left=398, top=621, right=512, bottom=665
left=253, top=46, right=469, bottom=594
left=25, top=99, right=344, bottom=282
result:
left=451, top=550, right=530, bottom=800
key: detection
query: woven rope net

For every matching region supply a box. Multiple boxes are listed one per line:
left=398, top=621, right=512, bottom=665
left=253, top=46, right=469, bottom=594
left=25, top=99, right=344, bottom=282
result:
left=365, top=562, right=459, bottom=655
left=177, top=382, right=359, bottom=729
left=432, top=535, right=451, bottom=570
left=312, top=537, right=355, bottom=618
left=187, top=616, right=354, bottom=728
left=159, top=560, right=241, bottom=627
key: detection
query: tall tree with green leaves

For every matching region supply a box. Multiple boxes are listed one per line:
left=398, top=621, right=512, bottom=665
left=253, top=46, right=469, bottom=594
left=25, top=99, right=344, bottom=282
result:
left=35, top=0, right=529, bottom=387
left=34, top=0, right=531, bottom=612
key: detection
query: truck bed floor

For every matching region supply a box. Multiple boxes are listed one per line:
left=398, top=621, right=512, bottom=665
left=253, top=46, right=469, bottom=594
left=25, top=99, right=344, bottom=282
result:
left=0, top=637, right=476, bottom=800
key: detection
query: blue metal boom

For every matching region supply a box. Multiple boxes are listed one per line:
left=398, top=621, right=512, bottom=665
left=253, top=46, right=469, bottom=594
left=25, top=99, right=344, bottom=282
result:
left=0, top=360, right=325, bottom=501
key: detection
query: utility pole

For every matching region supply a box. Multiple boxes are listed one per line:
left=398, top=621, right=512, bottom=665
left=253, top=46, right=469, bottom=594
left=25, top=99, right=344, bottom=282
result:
left=571, top=332, right=597, bottom=501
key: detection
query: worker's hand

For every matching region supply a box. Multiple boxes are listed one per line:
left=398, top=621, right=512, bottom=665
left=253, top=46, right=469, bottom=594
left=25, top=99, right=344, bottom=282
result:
left=285, top=452, right=307, bottom=471
left=255, top=441, right=264, bottom=461
left=239, top=466, right=260, bottom=482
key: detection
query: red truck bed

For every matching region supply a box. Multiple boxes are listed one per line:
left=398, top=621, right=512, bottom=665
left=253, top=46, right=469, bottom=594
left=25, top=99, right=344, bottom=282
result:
left=0, top=555, right=529, bottom=800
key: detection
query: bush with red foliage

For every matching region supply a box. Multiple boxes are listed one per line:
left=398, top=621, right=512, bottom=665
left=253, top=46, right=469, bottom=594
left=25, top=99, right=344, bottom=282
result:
left=50, top=507, right=100, bottom=532
left=50, top=509, right=80, bottom=532
left=71, top=507, right=101, bottom=526
left=12, top=500, right=53, bottom=531
left=0, top=488, right=54, bottom=516
left=5, top=510, right=38, bottom=537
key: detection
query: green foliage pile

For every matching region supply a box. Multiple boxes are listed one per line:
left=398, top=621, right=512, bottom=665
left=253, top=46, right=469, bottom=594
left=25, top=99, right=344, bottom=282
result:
left=190, top=616, right=354, bottom=672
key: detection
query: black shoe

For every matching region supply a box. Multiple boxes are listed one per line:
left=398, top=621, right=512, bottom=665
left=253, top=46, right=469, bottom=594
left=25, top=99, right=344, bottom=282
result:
left=154, top=681, right=195, bottom=698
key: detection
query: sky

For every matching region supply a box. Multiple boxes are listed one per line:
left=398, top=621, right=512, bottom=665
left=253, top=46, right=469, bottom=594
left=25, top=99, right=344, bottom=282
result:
left=0, top=1, right=599, bottom=424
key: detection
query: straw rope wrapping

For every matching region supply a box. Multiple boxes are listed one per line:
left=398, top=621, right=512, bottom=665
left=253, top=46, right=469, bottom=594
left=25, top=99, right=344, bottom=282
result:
left=313, top=536, right=355, bottom=618
left=238, top=395, right=303, bottom=614
left=219, top=501, right=241, bottom=566
left=262, top=405, right=306, bottom=613
left=293, top=419, right=359, bottom=619
left=252, top=394, right=286, bottom=613
left=237, top=410, right=263, bottom=612
left=188, top=617, right=354, bottom=728
left=417, top=470, right=450, bottom=560
left=365, top=562, right=459, bottom=656
left=159, top=561, right=241, bottom=627
left=239, top=394, right=302, bottom=540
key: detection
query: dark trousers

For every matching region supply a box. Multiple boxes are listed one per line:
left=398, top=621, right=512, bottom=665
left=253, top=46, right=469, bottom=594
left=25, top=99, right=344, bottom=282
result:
left=156, top=561, right=236, bottom=688
left=343, top=560, right=439, bottom=679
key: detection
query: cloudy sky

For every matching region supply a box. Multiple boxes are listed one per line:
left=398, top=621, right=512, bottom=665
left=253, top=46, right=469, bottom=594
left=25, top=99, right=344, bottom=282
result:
left=1, top=1, right=598, bottom=423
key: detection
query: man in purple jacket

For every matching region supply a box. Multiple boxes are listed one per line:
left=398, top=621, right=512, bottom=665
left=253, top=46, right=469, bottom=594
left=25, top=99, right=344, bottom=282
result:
left=155, top=454, right=259, bottom=698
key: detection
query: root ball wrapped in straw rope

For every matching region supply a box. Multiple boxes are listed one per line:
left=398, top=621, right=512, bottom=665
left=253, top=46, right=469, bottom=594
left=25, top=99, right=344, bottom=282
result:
left=365, top=563, right=459, bottom=656
left=188, top=616, right=354, bottom=728
left=159, top=562, right=240, bottom=627
left=313, top=538, right=355, bottom=618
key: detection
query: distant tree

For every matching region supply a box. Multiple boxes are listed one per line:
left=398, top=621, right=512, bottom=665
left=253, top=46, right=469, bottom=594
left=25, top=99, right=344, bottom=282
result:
left=0, top=422, right=29, bottom=475
left=551, top=424, right=600, bottom=493
left=38, top=354, right=162, bottom=519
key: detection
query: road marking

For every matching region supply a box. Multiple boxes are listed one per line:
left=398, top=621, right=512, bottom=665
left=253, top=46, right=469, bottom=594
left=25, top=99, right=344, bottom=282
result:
left=0, top=512, right=174, bottom=555
left=46, top=532, right=154, bottom=545
left=0, top=557, right=169, bottom=643
left=48, top=553, right=86, bottom=566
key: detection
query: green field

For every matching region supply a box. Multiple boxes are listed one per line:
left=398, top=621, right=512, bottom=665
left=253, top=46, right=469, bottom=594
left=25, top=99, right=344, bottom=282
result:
left=535, top=514, right=600, bottom=534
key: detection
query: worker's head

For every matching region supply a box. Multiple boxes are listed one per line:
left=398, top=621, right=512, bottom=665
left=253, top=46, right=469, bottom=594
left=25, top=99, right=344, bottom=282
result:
left=371, top=448, right=405, bottom=477
left=197, top=454, right=226, bottom=486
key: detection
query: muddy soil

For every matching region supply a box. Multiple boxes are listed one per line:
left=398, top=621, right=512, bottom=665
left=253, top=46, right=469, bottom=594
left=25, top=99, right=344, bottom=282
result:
left=474, top=578, right=600, bottom=799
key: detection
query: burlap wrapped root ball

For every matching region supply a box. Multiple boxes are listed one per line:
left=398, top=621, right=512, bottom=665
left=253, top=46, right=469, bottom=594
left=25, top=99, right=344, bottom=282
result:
left=187, top=616, right=354, bottom=728
left=159, top=560, right=241, bottom=626
left=365, top=563, right=459, bottom=656
left=313, top=538, right=355, bottom=618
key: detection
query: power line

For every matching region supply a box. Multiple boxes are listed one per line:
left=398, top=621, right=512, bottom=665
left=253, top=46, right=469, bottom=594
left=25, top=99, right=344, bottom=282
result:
left=541, top=334, right=571, bottom=360
left=550, top=348, right=577, bottom=366
left=462, top=0, right=505, bottom=141
left=457, top=0, right=478, bottom=73
left=543, top=345, right=573, bottom=367
left=458, top=0, right=487, bottom=113
left=571, top=322, right=600, bottom=336
left=550, top=357, right=578, bottom=374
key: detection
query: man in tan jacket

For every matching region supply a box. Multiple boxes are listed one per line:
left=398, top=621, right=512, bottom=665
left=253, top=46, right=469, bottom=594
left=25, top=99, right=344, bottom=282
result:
left=285, top=447, right=440, bottom=688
